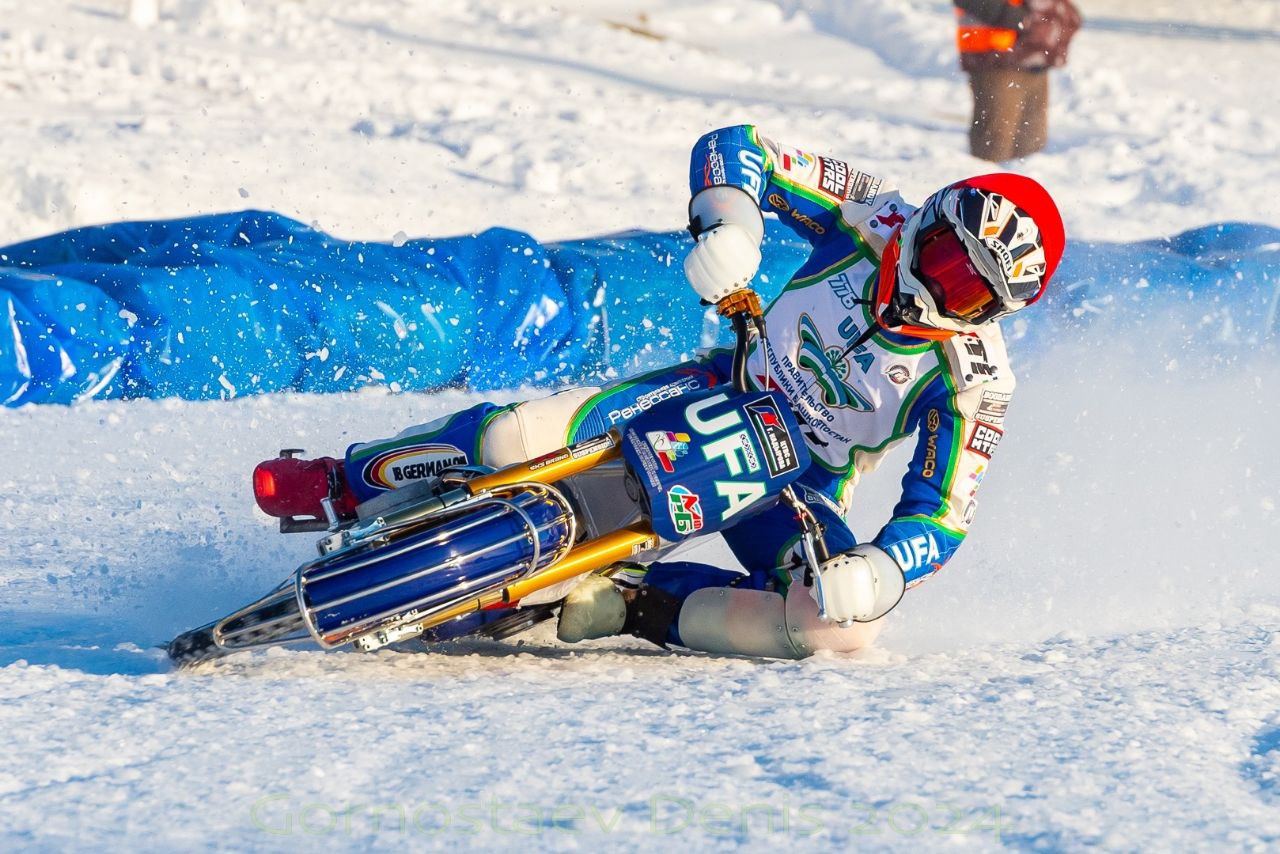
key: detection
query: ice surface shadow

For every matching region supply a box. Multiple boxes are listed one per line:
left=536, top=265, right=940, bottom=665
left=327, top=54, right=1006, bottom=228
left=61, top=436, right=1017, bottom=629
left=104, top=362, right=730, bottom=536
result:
left=215, top=636, right=675, bottom=673
left=0, top=530, right=301, bottom=676
left=1241, top=724, right=1280, bottom=802
left=400, top=636, right=675, bottom=661
left=0, top=611, right=167, bottom=676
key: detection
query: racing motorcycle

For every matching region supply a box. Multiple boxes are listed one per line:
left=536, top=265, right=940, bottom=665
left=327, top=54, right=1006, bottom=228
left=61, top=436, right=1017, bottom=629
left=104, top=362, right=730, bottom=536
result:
left=167, top=289, right=833, bottom=664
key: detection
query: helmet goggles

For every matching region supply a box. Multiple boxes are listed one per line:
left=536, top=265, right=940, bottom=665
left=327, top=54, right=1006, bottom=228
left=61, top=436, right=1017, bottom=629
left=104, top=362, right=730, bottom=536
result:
left=912, top=222, right=1003, bottom=324
left=904, top=186, right=1046, bottom=327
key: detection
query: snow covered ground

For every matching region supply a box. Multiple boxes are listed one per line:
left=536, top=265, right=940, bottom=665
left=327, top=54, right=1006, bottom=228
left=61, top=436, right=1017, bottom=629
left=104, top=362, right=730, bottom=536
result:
left=1, top=0, right=1278, bottom=849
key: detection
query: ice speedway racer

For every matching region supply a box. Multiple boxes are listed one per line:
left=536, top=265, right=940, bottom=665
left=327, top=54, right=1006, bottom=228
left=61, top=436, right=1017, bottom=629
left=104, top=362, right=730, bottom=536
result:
left=168, top=126, right=1064, bottom=664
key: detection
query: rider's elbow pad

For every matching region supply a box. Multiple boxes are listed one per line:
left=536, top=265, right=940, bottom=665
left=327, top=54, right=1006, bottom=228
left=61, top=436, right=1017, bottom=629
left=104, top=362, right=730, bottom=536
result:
left=688, top=186, right=764, bottom=244
left=844, top=544, right=906, bottom=623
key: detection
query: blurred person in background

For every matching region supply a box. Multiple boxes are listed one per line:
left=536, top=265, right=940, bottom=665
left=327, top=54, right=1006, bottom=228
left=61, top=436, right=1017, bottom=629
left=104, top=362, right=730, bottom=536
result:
left=955, top=0, right=1082, bottom=161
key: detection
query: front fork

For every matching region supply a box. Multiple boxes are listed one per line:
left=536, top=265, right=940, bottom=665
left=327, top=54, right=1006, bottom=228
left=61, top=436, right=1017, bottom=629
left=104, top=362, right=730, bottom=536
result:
left=718, top=288, right=831, bottom=590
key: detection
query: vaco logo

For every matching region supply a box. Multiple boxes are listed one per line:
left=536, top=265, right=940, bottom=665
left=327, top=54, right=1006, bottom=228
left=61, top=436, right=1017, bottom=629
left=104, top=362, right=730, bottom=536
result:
left=362, top=444, right=468, bottom=489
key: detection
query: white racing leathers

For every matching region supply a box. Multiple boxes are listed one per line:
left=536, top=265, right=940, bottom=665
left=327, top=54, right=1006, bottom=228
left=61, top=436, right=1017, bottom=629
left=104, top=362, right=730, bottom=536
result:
left=687, top=125, right=1016, bottom=590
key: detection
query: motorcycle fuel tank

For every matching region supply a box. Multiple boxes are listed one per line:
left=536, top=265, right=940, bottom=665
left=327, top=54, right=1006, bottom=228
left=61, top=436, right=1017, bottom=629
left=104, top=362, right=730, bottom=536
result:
left=620, top=390, right=811, bottom=542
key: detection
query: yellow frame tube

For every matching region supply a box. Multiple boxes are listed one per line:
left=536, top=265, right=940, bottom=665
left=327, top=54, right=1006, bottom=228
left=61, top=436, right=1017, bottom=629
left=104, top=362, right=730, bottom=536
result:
left=410, top=524, right=656, bottom=633
left=464, top=430, right=622, bottom=494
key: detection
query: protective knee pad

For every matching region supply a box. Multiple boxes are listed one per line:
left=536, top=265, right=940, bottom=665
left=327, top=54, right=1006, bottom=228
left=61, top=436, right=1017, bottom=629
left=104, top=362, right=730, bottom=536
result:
left=783, top=586, right=884, bottom=656
left=677, top=588, right=799, bottom=659
left=677, top=587, right=884, bottom=660
left=480, top=387, right=602, bottom=468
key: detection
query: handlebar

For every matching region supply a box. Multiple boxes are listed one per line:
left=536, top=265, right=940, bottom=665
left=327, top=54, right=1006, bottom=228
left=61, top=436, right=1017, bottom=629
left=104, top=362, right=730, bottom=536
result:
left=715, top=288, right=765, bottom=394
left=714, top=287, right=831, bottom=574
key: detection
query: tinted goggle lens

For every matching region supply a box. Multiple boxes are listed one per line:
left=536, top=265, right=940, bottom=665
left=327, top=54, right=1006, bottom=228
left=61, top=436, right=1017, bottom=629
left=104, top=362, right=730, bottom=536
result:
left=915, top=226, right=1000, bottom=322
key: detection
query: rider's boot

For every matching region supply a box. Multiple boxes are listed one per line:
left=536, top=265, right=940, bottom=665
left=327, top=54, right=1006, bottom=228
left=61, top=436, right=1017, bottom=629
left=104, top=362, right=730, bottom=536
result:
left=556, top=574, right=627, bottom=643
left=252, top=452, right=360, bottom=527
left=557, top=568, right=682, bottom=648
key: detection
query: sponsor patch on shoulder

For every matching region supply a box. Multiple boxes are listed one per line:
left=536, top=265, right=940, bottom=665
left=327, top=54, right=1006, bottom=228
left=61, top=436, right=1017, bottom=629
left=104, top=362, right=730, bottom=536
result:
left=818, top=156, right=851, bottom=199
left=967, top=422, right=1003, bottom=458
left=847, top=171, right=882, bottom=205
left=961, top=335, right=999, bottom=383
left=868, top=200, right=906, bottom=232
left=780, top=149, right=814, bottom=172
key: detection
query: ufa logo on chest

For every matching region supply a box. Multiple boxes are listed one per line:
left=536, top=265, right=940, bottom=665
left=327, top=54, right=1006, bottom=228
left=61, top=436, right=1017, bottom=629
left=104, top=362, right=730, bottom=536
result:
left=795, top=313, right=874, bottom=412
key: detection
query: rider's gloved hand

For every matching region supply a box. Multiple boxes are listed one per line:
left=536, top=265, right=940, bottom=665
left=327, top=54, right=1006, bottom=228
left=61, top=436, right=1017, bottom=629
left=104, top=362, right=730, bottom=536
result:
left=684, top=186, right=764, bottom=304
left=809, top=544, right=905, bottom=625
left=685, top=224, right=762, bottom=303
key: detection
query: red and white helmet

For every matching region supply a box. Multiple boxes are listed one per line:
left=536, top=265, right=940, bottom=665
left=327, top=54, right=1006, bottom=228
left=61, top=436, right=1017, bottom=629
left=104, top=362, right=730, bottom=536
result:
left=884, top=173, right=1065, bottom=334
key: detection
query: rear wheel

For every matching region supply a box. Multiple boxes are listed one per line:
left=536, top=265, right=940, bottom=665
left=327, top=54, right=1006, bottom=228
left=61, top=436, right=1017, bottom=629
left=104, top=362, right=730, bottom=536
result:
left=474, top=603, right=558, bottom=641
left=167, top=624, right=222, bottom=664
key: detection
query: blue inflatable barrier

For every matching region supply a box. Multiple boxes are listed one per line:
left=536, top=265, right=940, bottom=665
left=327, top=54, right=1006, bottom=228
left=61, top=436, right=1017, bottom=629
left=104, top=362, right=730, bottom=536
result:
left=1029, top=221, right=1280, bottom=356
left=0, top=212, right=1276, bottom=407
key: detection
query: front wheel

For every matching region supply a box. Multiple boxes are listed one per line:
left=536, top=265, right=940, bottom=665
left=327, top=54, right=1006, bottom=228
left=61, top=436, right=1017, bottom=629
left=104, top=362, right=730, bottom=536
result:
left=168, top=581, right=308, bottom=665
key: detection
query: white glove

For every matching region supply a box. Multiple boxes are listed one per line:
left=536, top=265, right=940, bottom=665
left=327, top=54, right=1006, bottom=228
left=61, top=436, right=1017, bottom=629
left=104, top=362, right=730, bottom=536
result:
left=684, top=223, right=762, bottom=304
left=809, top=544, right=905, bottom=625
left=684, top=186, right=765, bottom=304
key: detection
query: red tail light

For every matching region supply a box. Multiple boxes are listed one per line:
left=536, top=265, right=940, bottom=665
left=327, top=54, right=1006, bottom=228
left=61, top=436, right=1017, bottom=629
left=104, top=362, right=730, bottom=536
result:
left=252, top=454, right=357, bottom=524
left=253, top=466, right=278, bottom=500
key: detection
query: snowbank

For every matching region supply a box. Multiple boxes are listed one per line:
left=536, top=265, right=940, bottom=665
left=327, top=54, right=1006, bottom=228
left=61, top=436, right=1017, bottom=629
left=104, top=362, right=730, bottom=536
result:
left=775, top=0, right=958, bottom=78
left=2, top=214, right=1275, bottom=406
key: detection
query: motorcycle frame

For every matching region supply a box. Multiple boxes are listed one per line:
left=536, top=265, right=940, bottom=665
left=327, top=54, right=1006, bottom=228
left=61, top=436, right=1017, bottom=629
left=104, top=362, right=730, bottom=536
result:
left=188, top=287, right=829, bottom=658
left=346, top=288, right=827, bottom=645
